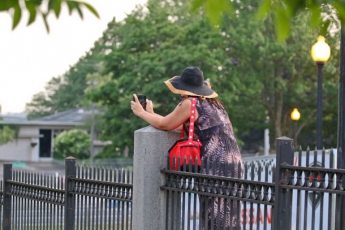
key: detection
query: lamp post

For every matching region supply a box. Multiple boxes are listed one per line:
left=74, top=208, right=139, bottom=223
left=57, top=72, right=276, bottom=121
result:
left=291, top=108, right=301, bottom=146
left=311, top=36, right=331, bottom=149
left=337, top=26, right=345, bottom=229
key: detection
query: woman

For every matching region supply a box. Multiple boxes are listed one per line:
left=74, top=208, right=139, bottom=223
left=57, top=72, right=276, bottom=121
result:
left=131, top=66, right=243, bottom=229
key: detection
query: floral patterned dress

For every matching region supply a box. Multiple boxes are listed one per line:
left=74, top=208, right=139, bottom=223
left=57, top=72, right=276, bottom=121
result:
left=183, top=97, right=243, bottom=229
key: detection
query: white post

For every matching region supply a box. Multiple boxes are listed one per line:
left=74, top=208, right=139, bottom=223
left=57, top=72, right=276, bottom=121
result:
left=264, top=128, right=270, bottom=156
left=87, top=80, right=97, bottom=166
left=89, top=102, right=95, bottom=166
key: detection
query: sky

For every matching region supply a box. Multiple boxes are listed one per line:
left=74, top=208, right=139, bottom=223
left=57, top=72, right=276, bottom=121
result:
left=0, top=0, right=147, bottom=114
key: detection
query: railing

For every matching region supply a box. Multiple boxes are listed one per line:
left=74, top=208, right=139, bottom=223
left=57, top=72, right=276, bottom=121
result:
left=1, top=126, right=345, bottom=230
left=5, top=168, right=65, bottom=229
left=281, top=147, right=345, bottom=230
left=0, top=157, right=133, bottom=230
left=160, top=137, right=345, bottom=230
left=161, top=156, right=275, bottom=229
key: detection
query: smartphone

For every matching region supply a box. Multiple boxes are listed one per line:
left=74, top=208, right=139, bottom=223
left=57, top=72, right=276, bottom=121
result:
left=134, top=94, right=147, bottom=110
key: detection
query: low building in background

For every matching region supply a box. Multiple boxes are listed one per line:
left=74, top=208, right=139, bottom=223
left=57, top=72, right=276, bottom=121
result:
left=0, top=108, right=108, bottom=162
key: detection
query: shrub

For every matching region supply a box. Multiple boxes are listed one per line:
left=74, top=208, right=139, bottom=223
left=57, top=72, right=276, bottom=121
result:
left=53, top=129, right=90, bottom=159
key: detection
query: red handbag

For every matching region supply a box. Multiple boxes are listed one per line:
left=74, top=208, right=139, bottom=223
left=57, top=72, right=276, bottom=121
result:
left=168, top=97, right=202, bottom=170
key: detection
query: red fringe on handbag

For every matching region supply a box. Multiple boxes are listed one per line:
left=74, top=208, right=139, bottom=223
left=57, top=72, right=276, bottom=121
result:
left=168, top=97, right=202, bottom=170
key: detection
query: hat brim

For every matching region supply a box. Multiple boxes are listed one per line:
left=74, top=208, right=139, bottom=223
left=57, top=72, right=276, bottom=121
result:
left=164, top=76, right=218, bottom=98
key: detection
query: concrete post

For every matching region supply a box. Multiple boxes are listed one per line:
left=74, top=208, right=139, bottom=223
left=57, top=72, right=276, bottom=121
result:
left=264, top=128, right=270, bottom=156
left=132, top=126, right=180, bottom=230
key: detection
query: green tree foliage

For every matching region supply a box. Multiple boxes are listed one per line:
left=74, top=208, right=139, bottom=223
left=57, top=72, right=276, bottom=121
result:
left=218, top=0, right=339, bottom=148
left=1, top=0, right=99, bottom=32
left=90, top=0, right=340, bottom=152
left=190, top=0, right=342, bottom=147
left=27, top=0, right=341, bottom=153
left=92, top=0, right=247, bottom=153
left=0, top=126, right=15, bottom=145
left=191, top=0, right=343, bottom=40
left=53, top=129, right=90, bottom=159
left=0, top=105, right=15, bottom=145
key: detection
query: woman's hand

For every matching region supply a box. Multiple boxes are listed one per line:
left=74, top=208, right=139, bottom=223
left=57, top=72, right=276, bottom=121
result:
left=146, top=99, right=154, bottom=114
left=131, top=94, right=146, bottom=117
left=130, top=93, right=194, bottom=131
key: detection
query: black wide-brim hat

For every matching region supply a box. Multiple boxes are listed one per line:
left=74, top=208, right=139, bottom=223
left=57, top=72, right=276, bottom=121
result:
left=164, top=67, right=218, bottom=98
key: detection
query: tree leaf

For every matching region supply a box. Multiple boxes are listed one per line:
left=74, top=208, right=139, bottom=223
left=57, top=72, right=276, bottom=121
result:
left=190, top=0, right=206, bottom=12
left=12, top=3, right=22, bottom=30
left=32, top=0, right=43, bottom=6
left=0, top=0, right=15, bottom=11
left=320, top=19, right=331, bottom=37
left=274, top=8, right=290, bottom=42
left=76, top=5, right=83, bottom=19
left=42, top=13, right=50, bottom=33
left=205, top=0, right=232, bottom=25
left=3, top=0, right=98, bottom=31
left=48, top=0, right=54, bottom=9
left=66, top=1, right=76, bottom=15
left=54, top=0, right=62, bottom=18
left=25, top=1, right=37, bottom=25
left=48, top=0, right=62, bottom=17
left=256, top=0, right=272, bottom=19
left=81, top=2, right=100, bottom=18
left=309, top=4, right=321, bottom=28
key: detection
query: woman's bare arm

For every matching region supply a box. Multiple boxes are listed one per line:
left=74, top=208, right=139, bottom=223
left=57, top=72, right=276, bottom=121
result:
left=131, top=94, right=197, bottom=130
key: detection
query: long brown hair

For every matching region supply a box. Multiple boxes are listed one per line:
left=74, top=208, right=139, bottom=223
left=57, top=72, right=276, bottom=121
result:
left=206, top=98, right=224, bottom=110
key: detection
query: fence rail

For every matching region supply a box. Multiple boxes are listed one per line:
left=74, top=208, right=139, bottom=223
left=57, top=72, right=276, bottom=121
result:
left=0, top=157, right=133, bottom=230
left=1, top=136, right=345, bottom=230
left=161, top=158, right=275, bottom=229
left=161, top=137, right=345, bottom=230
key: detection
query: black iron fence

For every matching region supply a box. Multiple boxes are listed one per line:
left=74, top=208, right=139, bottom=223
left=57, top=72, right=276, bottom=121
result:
left=0, top=157, right=133, bottom=230
left=1, top=137, right=345, bottom=230
left=161, top=137, right=345, bottom=230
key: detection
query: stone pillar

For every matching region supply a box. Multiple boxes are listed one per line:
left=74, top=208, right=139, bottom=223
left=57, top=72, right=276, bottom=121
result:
left=132, top=126, right=180, bottom=230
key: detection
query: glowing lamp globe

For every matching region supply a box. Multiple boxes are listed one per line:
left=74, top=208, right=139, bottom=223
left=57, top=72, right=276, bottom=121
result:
left=311, top=36, right=331, bottom=63
left=291, top=108, right=300, bottom=121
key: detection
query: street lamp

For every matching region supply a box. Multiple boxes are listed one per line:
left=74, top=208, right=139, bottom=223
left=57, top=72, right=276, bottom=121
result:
left=291, top=108, right=301, bottom=146
left=311, top=35, right=331, bottom=149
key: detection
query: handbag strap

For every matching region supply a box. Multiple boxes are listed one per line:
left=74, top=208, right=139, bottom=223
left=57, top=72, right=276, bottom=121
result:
left=180, top=97, right=197, bottom=142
